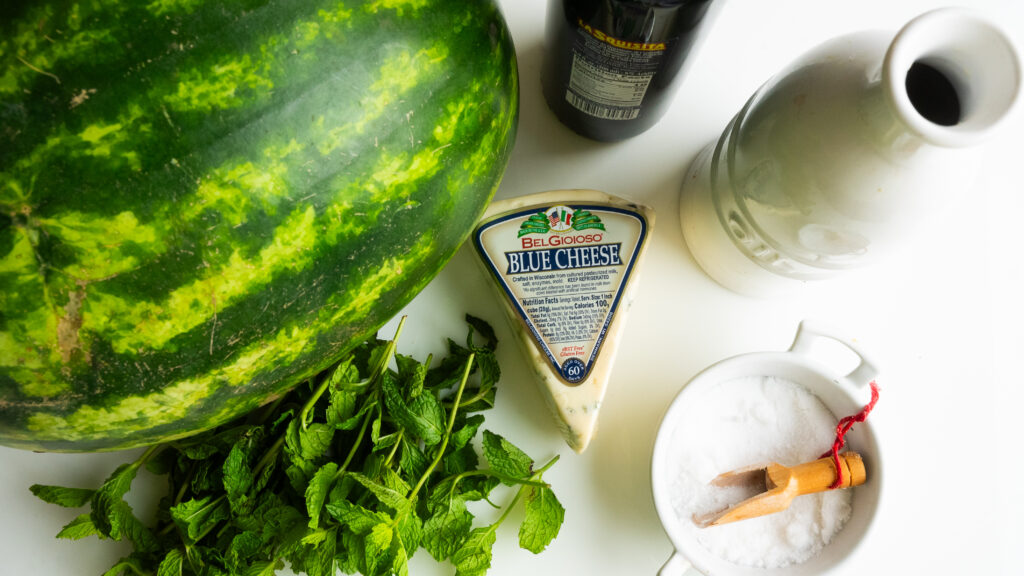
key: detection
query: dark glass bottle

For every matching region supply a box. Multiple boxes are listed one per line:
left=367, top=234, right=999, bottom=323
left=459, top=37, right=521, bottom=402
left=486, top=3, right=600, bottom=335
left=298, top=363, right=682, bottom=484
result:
left=541, top=0, right=714, bottom=141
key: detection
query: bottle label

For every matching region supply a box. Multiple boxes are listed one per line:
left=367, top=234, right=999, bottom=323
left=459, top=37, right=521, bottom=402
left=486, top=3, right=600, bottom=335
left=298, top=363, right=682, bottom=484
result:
left=474, top=203, right=649, bottom=384
left=565, top=19, right=667, bottom=121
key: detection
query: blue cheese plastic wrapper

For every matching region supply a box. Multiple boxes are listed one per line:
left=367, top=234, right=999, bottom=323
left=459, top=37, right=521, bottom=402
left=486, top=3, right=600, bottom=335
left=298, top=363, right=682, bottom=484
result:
left=472, top=190, right=653, bottom=452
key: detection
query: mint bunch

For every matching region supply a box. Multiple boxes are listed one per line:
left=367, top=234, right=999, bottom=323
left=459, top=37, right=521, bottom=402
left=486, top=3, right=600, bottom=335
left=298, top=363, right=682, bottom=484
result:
left=31, top=315, right=563, bottom=576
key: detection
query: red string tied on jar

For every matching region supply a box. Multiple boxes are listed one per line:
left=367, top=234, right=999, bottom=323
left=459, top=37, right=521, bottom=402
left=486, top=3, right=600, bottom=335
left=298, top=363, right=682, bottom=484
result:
left=821, top=381, right=880, bottom=489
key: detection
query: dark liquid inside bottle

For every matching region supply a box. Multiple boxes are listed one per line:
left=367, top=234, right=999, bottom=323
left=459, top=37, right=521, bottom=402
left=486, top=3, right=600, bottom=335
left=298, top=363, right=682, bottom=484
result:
left=542, top=0, right=714, bottom=141
left=906, top=61, right=961, bottom=126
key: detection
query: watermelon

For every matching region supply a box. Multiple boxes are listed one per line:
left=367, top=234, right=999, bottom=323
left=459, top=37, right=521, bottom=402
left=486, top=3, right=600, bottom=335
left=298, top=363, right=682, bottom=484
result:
left=0, top=0, right=518, bottom=452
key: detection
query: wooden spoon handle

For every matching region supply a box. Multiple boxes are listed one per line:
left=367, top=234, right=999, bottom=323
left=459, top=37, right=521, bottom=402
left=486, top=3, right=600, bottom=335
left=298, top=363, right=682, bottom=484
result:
left=789, top=453, right=866, bottom=496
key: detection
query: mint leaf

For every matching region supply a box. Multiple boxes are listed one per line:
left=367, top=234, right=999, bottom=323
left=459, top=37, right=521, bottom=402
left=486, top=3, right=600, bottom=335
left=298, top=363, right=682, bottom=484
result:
left=202, top=558, right=228, bottom=576
left=299, top=526, right=330, bottom=547
left=301, top=527, right=337, bottom=576
left=226, top=531, right=261, bottom=574
left=396, top=510, right=423, bottom=556
left=349, top=473, right=410, bottom=513
left=337, top=530, right=363, bottom=575
left=443, top=442, right=480, bottom=476
left=518, top=486, right=564, bottom=553
left=325, top=500, right=390, bottom=535
left=395, top=353, right=428, bottom=398
left=382, top=375, right=445, bottom=446
left=327, top=357, right=359, bottom=389
left=398, top=437, right=429, bottom=480
left=465, top=314, right=500, bottom=394
left=170, top=496, right=229, bottom=543
left=428, top=333, right=480, bottom=396
left=452, top=527, right=497, bottom=576
left=450, top=414, right=485, bottom=450
left=190, top=459, right=224, bottom=494
left=443, top=415, right=487, bottom=475
left=334, top=402, right=369, bottom=431
left=380, top=466, right=411, bottom=497
left=328, top=474, right=355, bottom=506
left=269, top=407, right=296, bottom=436
left=284, top=462, right=312, bottom=496
left=90, top=462, right=139, bottom=538
left=56, top=513, right=102, bottom=540
left=102, top=556, right=146, bottom=576
left=364, top=523, right=396, bottom=576
left=326, top=388, right=358, bottom=429
left=156, top=548, right=184, bottom=576
left=233, top=492, right=277, bottom=536
left=481, top=430, right=533, bottom=483
left=326, top=360, right=360, bottom=428
left=371, top=429, right=401, bottom=453
left=422, top=497, right=473, bottom=561
left=30, top=485, right=95, bottom=508
left=145, top=448, right=177, bottom=475
left=370, top=414, right=384, bottom=447
left=111, top=500, right=159, bottom=553
left=89, top=463, right=158, bottom=555
left=465, top=314, right=498, bottom=351
left=258, top=503, right=304, bottom=546
left=300, top=423, right=334, bottom=461
left=242, top=559, right=283, bottom=576
left=427, top=476, right=496, bottom=513
left=392, top=542, right=411, bottom=576
left=474, top=351, right=501, bottom=393
left=305, top=462, right=338, bottom=529
left=222, top=427, right=264, bottom=514
left=284, top=419, right=332, bottom=489
left=30, top=316, right=565, bottom=576
left=179, top=443, right=219, bottom=461
left=459, top=384, right=496, bottom=414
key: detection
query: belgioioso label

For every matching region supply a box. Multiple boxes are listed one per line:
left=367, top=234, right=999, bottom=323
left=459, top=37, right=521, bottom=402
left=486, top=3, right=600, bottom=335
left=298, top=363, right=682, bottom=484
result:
left=474, top=203, right=648, bottom=385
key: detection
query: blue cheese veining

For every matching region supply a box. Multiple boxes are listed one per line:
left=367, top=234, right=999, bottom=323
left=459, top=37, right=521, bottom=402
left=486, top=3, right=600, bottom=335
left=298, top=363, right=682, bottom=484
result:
left=473, top=190, right=653, bottom=452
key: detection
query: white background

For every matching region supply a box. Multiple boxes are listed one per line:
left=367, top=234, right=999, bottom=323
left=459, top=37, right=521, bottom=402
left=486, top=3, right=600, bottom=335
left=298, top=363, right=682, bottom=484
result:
left=3, top=0, right=1023, bottom=574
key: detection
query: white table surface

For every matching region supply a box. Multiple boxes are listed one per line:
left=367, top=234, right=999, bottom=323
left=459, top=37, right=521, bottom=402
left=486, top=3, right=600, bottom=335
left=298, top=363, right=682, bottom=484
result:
left=3, top=0, right=1023, bottom=574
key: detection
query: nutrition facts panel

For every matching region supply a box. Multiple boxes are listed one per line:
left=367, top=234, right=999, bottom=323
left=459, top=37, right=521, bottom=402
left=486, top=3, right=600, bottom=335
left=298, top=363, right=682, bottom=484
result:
left=568, top=53, right=651, bottom=117
left=565, top=23, right=667, bottom=120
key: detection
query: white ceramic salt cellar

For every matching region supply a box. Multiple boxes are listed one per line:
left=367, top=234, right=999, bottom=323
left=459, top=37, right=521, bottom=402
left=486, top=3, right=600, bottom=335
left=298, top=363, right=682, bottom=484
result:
left=680, top=9, right=1021, bottom=297
left=651, top=321, right=883, bottom=575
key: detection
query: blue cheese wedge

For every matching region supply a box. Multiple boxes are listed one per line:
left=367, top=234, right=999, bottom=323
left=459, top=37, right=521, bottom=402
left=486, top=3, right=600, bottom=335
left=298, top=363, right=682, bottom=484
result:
left=473, top=190, right=653, bottom=453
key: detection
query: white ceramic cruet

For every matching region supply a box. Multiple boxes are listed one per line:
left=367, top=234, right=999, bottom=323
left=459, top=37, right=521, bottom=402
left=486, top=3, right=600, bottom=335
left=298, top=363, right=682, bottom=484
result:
left=679, top=8, right=1021, bottom=297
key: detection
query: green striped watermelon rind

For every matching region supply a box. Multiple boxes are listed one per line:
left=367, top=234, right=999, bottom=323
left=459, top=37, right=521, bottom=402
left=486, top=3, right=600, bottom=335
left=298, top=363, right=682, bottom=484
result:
left=0, top=0, right=519, bottom=451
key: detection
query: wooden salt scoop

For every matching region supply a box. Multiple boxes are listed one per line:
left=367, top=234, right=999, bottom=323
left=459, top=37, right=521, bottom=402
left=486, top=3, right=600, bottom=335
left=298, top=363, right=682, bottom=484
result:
left=694, top=452, right=866, bottom=528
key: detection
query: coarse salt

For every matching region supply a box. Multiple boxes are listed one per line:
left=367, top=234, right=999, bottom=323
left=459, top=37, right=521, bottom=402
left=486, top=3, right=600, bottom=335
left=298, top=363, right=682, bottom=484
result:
left=669, top=375, right=853, bottom=568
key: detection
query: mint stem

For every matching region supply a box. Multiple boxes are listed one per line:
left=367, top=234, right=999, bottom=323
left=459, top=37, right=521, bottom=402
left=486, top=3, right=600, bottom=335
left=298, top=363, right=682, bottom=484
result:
left=449, top=469, right=550, bottom=490
left=301, top=315, right=406, bottom=430
left=137, top=444, right=161, bottom=469
left=408, top=353, right=474, bottom=502
left=372, top=316, right=406, bottom=379
left=253, top=435, right=286, bottom=478
left=490, top=455, right=560, bottom=531
left=334, top=396, right=376, bottom=480
left=172, top=462, right=196, bottom=507
left=534, top=455, right=560, bottom=476
left=446, top=384, right=492, bottom=410
left=493, top=486, right=525, bottom=529
left=299, top=378, right=329, bottom=431
left=383, top=429, right=405, bottom=468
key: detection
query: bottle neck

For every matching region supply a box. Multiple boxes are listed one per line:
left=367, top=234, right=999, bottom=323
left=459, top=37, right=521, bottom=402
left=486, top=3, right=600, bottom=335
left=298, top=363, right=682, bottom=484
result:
left=861, top=79, right=931, bottom=162
left=881, top=8, right=1020, bottom=149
